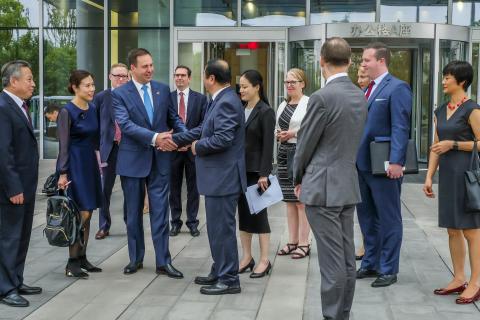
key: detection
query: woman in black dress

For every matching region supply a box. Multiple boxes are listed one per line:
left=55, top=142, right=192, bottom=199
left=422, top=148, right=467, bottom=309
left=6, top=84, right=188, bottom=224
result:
left=57, top=70, right=102, bottom=278
left=424, top=61, right=480, bottom=304
left=237, top=70, right=275, bottom=278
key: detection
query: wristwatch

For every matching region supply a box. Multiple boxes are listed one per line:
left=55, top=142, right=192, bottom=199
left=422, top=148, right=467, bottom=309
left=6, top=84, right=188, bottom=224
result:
left=453, top=141, right=459, bottom=150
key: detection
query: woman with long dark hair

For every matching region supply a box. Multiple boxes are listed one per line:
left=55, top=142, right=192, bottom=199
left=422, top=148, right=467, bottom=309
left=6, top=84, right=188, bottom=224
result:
left=237, top=70, right=275, bottom=278
left=57, top=70, right=103, bottom=278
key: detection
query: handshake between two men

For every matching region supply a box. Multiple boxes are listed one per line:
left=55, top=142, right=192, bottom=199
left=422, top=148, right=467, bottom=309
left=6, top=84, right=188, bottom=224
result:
left=155, top=129, right=197, bottom=155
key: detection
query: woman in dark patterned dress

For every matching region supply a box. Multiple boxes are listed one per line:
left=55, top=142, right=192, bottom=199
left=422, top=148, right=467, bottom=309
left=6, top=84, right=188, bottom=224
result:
left=57, top=70, right=103, bottom=278
left=424, top=61, right=480, bottom=304
left=275, top=68, right=311, bottom=259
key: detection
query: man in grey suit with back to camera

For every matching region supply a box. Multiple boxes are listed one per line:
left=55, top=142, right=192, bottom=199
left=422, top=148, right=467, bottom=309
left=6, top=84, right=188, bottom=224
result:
left=293, top=37, right=367, bottom=320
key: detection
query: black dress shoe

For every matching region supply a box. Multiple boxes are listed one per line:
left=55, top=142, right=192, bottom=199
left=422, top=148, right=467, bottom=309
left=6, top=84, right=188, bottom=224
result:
left=250, top=261, right=272, bottom=279
left=356, top=268, right=379, bottom=279
left=18, top=284, right=42, bottom=295
left=156, top=263, right=184, bottom=279
left=194, top=274, right=218, bottom=285
left=200, top=282, right=241, bottom=295
left=1, top=292, right=29, bottom=307
left=123, top=262, right=143, bottom=275
left=169, top=225, right=181, bottom=236
left=371, top=274, right=397, bottom=287
left=238, top=258, right=255, bottom=274
left=79, top=255, right=102, bottom=273
left=189, top=226, right=200, bottom=237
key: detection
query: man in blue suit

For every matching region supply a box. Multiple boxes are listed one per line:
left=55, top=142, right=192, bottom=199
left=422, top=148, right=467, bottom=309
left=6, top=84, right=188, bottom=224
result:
left=173, top=59, right=247, bottom=295
left=169, top=65, right=207, bottom=237
left=113, top=48, right=186, bottom=278
left=356, top=42, right=412, bottom=287
left=94, top=63, right=129, bottom=240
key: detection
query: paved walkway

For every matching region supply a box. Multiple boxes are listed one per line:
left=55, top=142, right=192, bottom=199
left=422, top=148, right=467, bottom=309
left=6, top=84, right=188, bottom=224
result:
left=0, top=161, right=478, bottom=319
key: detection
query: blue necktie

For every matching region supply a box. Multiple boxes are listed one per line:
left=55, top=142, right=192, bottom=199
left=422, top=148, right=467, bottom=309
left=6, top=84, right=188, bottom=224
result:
left=141, top=84, right=154, bottom=124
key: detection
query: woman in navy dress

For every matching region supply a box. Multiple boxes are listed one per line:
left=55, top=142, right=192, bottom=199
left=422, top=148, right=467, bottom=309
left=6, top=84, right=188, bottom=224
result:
left=57, top=70, right=102, bottom=278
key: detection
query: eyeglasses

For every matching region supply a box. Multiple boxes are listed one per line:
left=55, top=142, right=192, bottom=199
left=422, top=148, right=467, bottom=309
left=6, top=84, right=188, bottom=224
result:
left=111, top=74, right=129, bottom=79
left=284, top=80, right=303, bottom=86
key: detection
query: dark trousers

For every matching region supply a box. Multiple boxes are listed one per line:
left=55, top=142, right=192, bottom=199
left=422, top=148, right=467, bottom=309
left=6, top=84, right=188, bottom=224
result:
left=205, top=194, right=240, bottom=286
left=120, top=156, right=171, bottom=267
left=0, top=201, right=35, bottom=296
left=169, top=152, right=199, bottom=229
left=99, top=144, right=119, bottom=231
left=306, top=205, right=356, bottom=320
left=356, top=170, right=403, bottom=275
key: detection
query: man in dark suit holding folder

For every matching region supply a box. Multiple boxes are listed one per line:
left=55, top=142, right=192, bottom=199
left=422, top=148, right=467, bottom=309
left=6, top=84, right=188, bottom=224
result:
left=356, top=42, right=412, bottom=287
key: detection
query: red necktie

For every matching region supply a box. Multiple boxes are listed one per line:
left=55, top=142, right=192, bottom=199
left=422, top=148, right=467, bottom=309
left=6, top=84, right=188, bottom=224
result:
left=365, top=81, right=375, bottom=100
left=22, top=102, right=32, bottom=127
left=114, top=120, right=121, bottom=142
left=179, top=92, right=186, bottom=123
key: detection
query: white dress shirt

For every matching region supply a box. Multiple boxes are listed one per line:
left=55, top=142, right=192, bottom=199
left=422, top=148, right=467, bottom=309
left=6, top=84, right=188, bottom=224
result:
left=325, top=72, right=348, bottom=86
left=369, top=71, right=389, bottom=98
left=3, top=89, right=29, bottom=120
left=211, top=86, right=229, bottom=101
left=176, top=87, right=190, bottom=116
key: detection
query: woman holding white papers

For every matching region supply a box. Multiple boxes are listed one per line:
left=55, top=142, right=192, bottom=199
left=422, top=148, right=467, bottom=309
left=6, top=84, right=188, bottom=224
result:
left=237, top=70, right=276, bottom=278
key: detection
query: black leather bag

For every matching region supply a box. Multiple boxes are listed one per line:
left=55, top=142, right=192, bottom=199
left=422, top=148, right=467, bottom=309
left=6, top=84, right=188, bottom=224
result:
left=370, top=139, right=419, bottom=176
left=465, top=140, right=480, bottom=213
left=44, top=191, right=83, bottom=247
left=42, top=173, right=58, bottom=197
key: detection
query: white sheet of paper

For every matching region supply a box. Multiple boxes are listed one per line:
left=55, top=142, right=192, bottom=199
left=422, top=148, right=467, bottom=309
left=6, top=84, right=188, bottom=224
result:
left=245, top=175, right=284, bottom=215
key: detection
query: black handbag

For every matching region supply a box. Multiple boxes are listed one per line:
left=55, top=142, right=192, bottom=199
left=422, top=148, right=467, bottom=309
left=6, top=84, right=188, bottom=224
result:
left=44, top=190, right=84, bottom=247
left=370, top=139, right=419, bottom=176
left=41, top=173, right=58, bottom=197
left=465, top=140, right=480, bottom=213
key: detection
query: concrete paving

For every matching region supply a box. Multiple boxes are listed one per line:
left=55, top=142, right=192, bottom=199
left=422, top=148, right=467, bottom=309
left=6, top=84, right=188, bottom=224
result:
left=0, top=160, right=479, bottom=319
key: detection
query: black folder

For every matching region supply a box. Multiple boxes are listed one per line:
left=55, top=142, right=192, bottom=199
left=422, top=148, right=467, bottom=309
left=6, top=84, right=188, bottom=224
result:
left=369, top=139, right=419, bottom=176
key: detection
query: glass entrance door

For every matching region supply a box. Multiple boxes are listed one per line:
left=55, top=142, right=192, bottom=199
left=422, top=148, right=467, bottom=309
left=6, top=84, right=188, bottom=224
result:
left=204, top=42, right=276, bottom=104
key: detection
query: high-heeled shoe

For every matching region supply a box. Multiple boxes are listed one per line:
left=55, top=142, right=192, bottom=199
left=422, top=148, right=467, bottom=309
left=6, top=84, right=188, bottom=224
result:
left=250, top=261, right=272, bottom=279
left=79, top=255, right=102, bottom=273
left=238, top=258, right=255, bottom=274
left=433, top=282, right=467, bottom=295
left=65, top=258, right=89, bottom=278
left=456, top=287, right=480, bottom=304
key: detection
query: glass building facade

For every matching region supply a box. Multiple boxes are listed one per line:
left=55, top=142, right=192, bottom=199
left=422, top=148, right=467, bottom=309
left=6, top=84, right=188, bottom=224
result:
left=1, top=0, right=480, bottom=160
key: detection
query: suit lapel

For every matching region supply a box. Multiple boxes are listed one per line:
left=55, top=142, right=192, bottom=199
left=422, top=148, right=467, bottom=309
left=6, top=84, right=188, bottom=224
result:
left=151, top=82, right=162, bottom=118
left=1, top=92, right=35, bottom=138
left=368, top=75, right=391, bottom=110
left=245, top=102, right=261, bottom=129
left=186, top=91, right=195, bottom=126
left=106, top=89, right=115, bottom=123
left=127, top=81, right=151, bottom=126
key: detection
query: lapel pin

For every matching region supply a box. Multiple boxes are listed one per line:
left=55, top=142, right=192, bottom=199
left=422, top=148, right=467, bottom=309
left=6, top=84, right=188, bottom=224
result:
left=156, top=91, right=160, bottom=95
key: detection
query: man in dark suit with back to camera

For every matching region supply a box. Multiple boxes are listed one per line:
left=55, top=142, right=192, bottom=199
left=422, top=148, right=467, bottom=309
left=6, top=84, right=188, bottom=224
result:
left=173, top=59, right=247, bottom=295
left=95, top=63, right=129, bottom=240
left=113, top=48, right=187, bottom=278
left=0, top=60, right=42, bottom=307
left=356, top=42, right=412, bottom=288
left=169, top=65, right=207, bottom=237
left=293, top=38, right=367, bottom=320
